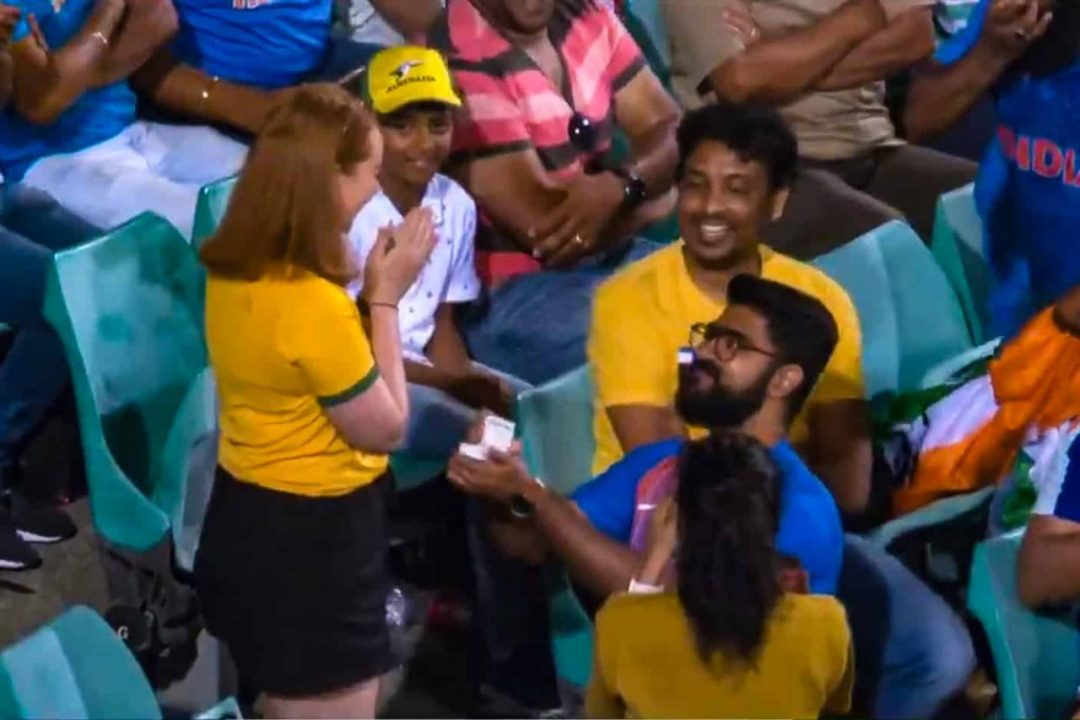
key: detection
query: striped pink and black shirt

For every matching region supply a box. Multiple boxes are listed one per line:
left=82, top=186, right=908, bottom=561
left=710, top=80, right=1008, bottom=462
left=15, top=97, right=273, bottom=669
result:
left=427, top=0, right=647, bottom=286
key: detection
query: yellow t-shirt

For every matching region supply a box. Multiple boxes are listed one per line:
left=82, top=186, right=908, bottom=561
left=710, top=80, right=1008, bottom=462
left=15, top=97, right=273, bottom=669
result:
left=586, top=592, right=854, bottom=719
left=205, top=268, right=388, bottom=497
left=588, top=241, right=864, bottom=474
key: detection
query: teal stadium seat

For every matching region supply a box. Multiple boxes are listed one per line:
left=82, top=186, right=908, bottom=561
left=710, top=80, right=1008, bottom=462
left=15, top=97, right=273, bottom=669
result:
left=516, top=367, right=596, bottom=694
left=0, top=606, right=240, bottom=720
left=931, top=184, right=994, bottom=344
left=42, top=212, right=211, bottom=562
left=191, top=176, right=239, bottom=249
left=812, top=219, right=973, bottom=399
left=968, top=530, right=1080, bottom=720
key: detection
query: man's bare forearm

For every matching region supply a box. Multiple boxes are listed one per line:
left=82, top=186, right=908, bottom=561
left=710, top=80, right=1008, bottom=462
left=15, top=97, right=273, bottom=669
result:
left=523, top=481, right=640, bottom=600
left=0, top=51, right=12, bottom=106
left=710, top=0, right=884, bottom=103
left=1019, top=525, right=1080, bottom=608
left=13, top=0, right=124, bottom=124
left=95, top=1, right=177, bottom=86
left=814, top=6, right=934, bottom=90
left=131, top=50, right=277, bottom=132
left=904, top=42, right=1010, bottom=141
left=370, top=0, right=441, bottom=39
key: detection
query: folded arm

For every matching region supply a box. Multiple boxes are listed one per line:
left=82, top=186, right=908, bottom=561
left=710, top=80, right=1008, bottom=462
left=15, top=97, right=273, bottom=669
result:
left=814, top=5, right=934, bottom=91
left=707, top=0, right=885, bottom=104
left=10, top=0, right=125, bottom=124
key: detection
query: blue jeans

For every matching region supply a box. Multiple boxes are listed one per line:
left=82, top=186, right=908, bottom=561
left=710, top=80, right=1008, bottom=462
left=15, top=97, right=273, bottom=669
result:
left=458, top=239, right=659, bottom=386
left=405, top=364, right=532, bottom=458
left=839, top=534, right=976, bottom=719
left=0, top=185, right=102, bottom=474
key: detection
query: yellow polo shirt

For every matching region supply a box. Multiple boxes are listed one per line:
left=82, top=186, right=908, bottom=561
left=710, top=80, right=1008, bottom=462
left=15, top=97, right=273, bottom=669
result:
left=588, top=242, right=864, bottom=474
left=205, top=267, right=388, bottom=497
left=586, top=592, right=855, bottom=719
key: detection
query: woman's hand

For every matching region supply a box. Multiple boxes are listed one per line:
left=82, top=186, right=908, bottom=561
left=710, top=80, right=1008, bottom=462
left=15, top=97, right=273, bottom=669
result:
left=362, top=206, right=436, bottom=306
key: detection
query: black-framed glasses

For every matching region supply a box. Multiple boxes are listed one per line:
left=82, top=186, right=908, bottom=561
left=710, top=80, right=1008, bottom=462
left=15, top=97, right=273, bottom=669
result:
left=688, top=322, right=777, bottom=361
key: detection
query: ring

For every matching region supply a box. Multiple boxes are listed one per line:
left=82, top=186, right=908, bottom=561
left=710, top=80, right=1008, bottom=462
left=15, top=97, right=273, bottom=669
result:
left=1014, top=28, right=1027, bottom=40
left=573, top=234, right=584, bottom=245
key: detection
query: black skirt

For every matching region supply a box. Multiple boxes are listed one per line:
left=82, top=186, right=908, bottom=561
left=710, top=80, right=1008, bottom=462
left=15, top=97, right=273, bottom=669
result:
left=194, top=466, right=396, bottom=697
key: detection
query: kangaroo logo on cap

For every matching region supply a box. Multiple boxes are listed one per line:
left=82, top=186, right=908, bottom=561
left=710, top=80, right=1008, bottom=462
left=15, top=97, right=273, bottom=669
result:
left=391, top=61, right=423, bottom=81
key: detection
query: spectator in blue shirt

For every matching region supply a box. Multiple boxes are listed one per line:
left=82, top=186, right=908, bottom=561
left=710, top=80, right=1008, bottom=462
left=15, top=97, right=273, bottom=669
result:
left=0, top=4, right=105, bottom=570
left=129, top=0, right=391, bottom=136
left=449, top=273, right=975, bottom=719
left=2, top=0, right=247, bottom=239
left=905, top=0, right=1076, bottom=337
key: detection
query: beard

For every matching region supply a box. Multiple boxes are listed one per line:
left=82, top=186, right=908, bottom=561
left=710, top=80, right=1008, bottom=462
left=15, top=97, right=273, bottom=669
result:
left=675, top=358, right=773, bottom=429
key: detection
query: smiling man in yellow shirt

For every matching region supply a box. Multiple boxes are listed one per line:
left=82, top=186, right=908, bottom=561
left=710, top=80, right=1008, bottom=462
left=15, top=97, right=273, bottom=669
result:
left=589, top=102, right=871, bottom=517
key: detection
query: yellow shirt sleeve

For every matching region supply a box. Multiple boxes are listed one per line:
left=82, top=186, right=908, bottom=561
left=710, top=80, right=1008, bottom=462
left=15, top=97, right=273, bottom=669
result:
left=589, top=279, right=670, bottom=410
left=812, top=281, right=866, bottom=403
left=587, top=599, right=627, bottom=719
left=278, top=282, right=379, bottom=406
left=824, top=605, right=856, bottom=715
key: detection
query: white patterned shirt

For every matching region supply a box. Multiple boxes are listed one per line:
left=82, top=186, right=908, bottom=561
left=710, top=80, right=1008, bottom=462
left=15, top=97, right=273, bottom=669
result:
left=347, top=174, right=480, bottom=364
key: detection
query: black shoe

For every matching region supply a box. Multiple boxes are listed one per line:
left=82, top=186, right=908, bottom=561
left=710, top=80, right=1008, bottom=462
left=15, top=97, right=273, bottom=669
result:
left=8, top=492, right=77, bottom=544
left=0, top=510, right=42, bottom=571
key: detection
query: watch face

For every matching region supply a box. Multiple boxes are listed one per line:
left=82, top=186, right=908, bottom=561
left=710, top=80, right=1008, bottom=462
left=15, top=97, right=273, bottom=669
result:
left=623, top=173, right=647, bottom=206
left=509, top=494, right=534, bottom=519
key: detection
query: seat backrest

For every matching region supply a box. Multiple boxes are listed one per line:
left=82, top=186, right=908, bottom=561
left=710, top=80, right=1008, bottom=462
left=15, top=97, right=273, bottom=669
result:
left=812, top=220, right=973, bottom=398
left=967, top=530, right=1080, bottom=720
left=622, top=0, right=672, bottom=87
left=158, top=367, right=219, bottom=572
left=0, top=606, right=161, bottom=720
left=931, top=184, right=993, bottom=344
left=42, top=213, right=208, bottom=552
left=517, top=366, right=596, bottom=497
left=517, top=368, right=599, bottom=694
left=191, top=176, right=238, bottom=249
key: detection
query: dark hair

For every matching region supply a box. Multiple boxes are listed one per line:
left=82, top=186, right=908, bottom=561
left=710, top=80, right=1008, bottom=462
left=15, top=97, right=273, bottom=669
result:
left=676, top=102, right=798, bottom=190
left=727, top=274, right=840, bottom=419
left=676, top=432, right=782, bottom=666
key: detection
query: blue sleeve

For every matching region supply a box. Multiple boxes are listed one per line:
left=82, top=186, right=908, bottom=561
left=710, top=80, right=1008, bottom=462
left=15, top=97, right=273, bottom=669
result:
left=10, top=3, right=30, bottom=43
left=934, top=0, right=990, bottom=65
left=771, top=443, right=844, bottom=595
left=571, top=438, right=683, bottom=544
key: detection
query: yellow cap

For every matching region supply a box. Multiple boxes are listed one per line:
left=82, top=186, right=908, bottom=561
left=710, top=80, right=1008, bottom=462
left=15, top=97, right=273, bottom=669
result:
left=366, top=46, right=462, bottom=115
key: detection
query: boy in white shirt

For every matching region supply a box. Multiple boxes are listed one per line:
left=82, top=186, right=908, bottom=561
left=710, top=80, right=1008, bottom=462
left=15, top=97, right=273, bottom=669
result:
left=349, top=46, right=530, bottom=458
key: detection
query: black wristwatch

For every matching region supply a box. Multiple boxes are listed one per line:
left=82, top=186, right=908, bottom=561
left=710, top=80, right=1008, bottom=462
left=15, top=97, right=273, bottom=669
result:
left=508, top=476, right=546, bottom=520
left=610, top=166, right=647, bottom=210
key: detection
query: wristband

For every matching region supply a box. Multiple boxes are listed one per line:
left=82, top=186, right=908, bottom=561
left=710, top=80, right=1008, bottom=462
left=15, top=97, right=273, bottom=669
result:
left=368, top=302, right=398, bottom=310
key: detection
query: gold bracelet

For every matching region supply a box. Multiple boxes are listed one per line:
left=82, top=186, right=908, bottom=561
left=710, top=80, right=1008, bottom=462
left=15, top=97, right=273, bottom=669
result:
left=200, top=75, right=221, bottom=103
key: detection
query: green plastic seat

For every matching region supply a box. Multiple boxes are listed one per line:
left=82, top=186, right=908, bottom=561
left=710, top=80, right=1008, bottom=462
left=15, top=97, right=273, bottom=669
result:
left=0, top=606, right=241, bottom=720
left=812, top=220, right=973, bottom=399
left=968, top=530, right=1080, bottom=720
left=191, top=176, right=238, bottom=249
left=931, top=184, right=992, bottom=344
left=41, top=212, right=210, bottom=559
left=621, top=0, right=672, bottom=89
left=516, top=366, right=597, bottom=691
